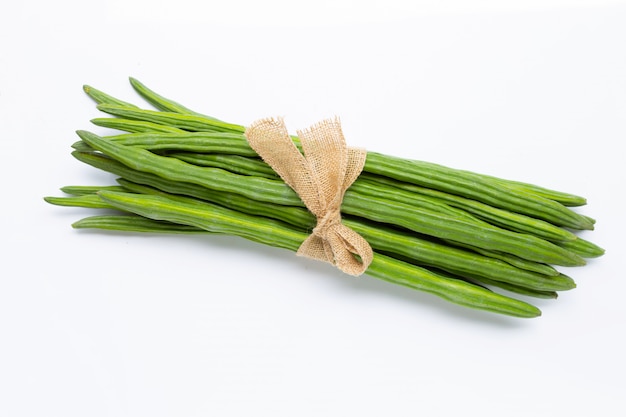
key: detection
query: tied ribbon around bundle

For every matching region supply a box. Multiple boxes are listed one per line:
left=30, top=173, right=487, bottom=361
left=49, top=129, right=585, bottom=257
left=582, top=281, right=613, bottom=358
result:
left=245, top=117, right=373, bottom=276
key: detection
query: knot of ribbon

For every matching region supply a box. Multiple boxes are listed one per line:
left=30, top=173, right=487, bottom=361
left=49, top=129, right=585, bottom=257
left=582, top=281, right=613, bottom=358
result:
left=244, top=117, right=373, bottom=276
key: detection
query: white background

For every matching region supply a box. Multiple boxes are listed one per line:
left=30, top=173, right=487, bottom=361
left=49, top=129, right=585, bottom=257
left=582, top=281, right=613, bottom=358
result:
left=1, top=1, right=625, bottom=416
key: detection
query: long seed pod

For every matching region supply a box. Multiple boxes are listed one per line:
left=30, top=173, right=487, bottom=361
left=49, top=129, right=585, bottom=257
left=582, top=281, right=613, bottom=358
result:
left=95, top=189, right=543, bottom=318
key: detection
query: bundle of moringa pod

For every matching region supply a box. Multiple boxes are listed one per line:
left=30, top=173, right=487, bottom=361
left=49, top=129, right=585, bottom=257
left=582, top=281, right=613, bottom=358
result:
left=45, top=77, right=605, bottom=318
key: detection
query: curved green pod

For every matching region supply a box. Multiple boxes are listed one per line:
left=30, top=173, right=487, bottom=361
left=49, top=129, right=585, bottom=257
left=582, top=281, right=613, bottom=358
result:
left=91, top=118, right=186, bottom=134
left=107, top=131, right=258, bottom=155
left=95, top=190, right=542, bottom=318
left=97, top=104, right=245, bottom=134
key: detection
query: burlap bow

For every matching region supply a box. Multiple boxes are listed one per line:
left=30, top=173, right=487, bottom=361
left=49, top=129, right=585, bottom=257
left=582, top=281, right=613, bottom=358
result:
left=245, top=117, right=373, bottom=276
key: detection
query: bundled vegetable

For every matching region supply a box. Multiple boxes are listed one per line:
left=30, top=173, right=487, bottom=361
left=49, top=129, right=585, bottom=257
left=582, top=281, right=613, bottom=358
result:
left=45, top=77, right=604, bottom=318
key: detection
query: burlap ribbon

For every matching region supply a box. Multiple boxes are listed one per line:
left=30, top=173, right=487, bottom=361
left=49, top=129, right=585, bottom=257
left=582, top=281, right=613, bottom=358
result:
left=245, top=117, right=373, bottom=276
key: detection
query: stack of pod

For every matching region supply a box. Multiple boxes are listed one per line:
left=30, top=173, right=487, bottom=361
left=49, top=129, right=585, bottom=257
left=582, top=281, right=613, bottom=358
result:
left=45, top=78, right=605, bottom=318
